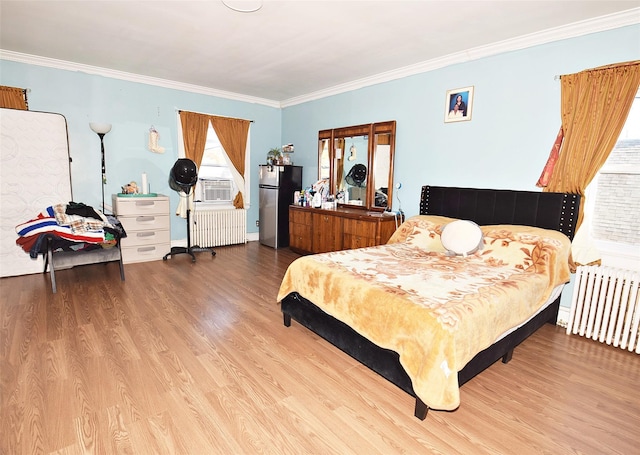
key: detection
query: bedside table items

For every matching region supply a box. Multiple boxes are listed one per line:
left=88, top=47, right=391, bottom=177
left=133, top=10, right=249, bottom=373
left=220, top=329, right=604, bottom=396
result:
left=266, top=147, right=281, bottom=165
left=140, top=172, right=149, bottom=194
left=120, top=172, right=152, bottom=195
left=282, top=143, right=294, bottom=164
left=120, top=181, right=139, bottom=194
left=312, top=191, right=322, bottom=208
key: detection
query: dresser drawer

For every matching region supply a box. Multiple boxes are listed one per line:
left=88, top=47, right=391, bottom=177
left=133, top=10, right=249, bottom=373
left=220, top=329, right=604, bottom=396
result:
left=121, top=244, right=167, bottom=264
left=290, top=221, right=311, bottom=238
left=120, top=229, right=170, bottom=248
left=118, top=214, right=170, bottom=232
left=113, top=197, right=170, bottom=216
left=290, top=208, right=312, bottom=225
left=343, top=218, right=377, bottom=238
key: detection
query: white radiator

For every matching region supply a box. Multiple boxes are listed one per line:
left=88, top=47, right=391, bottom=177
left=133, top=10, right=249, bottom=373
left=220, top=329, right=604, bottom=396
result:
left=191, top=209, right=247, bottom=247
left=567, top=265, right=640, bottom=353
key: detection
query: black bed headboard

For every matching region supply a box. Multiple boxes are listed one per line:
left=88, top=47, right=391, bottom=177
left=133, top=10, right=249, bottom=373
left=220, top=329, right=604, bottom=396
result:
left=420, top=186, right=580, bottom=240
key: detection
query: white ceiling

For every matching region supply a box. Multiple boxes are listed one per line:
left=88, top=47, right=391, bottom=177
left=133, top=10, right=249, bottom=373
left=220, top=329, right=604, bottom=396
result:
left=1, top=1, right=639, bottom=106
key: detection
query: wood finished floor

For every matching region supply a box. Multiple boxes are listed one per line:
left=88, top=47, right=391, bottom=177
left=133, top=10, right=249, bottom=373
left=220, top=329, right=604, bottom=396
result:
left=1, top=241, right=638, bottom=454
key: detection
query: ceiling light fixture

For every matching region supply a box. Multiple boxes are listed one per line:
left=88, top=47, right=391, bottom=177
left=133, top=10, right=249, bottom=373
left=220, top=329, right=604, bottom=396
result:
left=221, top=0, right=263, bottom=13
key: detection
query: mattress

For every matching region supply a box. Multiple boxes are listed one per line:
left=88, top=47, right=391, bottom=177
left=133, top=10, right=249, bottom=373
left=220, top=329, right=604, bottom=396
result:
left=0, top=108, right=72, bottom=277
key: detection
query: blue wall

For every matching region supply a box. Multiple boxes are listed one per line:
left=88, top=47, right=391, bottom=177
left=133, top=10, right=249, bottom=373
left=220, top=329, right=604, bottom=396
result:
left=1, top=24, right=638, bottom=241
left=0, top=63, right=281, bottom=239
left=282, top=25, right=640, bottom=215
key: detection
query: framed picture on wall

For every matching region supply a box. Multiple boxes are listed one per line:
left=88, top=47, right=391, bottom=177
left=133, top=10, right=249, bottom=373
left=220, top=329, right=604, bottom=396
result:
left=444, top=86, right=474, bottom=123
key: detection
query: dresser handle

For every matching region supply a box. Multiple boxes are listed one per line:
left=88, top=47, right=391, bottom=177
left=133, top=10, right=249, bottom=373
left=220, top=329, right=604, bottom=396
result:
left=135, top=201, right=155, bottom=207
left=136, top=216, right=156, bottom=223
left=136, top=232, right=155, bottom=238
left=137, top=246, right=156, bottom=253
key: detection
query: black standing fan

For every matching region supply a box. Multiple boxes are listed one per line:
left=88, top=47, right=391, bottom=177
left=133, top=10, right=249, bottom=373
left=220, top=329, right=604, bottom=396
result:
left=163, top=158, right=215, bottom=262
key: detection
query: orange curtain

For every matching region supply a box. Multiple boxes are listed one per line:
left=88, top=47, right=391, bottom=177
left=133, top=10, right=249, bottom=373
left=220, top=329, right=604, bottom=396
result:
left=0, top=85, right=28, bottom=110
left=179, top=111, right=210, bottom=167
left=209, top=115, right=251, bottom=209
left=544, top=60, right=640, bottom=232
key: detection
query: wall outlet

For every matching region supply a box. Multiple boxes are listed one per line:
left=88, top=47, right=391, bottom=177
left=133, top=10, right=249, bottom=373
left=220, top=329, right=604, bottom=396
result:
left=256, top=220, right=260, bottom=227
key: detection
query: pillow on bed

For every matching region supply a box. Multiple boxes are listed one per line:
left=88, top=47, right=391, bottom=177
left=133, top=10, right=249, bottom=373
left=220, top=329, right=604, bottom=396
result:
left=440, top=219, right=484, bottom=256
left=480, top=224, right=571, bottom=269
left=387, top=215, right=458, bottom=251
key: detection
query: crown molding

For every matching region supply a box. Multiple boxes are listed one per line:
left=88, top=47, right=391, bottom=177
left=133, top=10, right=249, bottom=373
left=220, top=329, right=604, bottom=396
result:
left=1, top=8, right=638, bottom=109
left=280, top=8, right=640, bottom=107
left=0, top=50, right=281, bottom=108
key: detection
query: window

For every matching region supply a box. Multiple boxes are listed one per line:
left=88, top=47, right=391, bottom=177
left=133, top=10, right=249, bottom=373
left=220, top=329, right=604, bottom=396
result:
left=176, top=111, right=251, bottom=211
left=585, top=91, right=640, bottom=270
left=195, top=123, right=235, bottom=205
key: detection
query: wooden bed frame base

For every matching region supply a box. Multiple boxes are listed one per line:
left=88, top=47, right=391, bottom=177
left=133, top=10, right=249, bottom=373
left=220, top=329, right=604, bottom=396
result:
left=281, top=185, right=579, bottom=419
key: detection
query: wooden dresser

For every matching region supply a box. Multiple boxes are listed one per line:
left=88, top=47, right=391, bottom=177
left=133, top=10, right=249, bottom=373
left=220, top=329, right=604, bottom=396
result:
left=289, top=205, right=400, bottom=254
left=112, top=194, right=171, bottom=263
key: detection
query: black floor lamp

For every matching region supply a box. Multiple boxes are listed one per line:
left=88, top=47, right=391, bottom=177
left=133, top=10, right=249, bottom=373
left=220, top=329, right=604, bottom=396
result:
left=89, top=122, right=112, bottom=214
left=163, top=158, right=215, bottom=262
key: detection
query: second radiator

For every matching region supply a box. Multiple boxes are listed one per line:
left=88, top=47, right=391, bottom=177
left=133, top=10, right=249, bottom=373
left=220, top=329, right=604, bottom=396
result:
left=191, top=209, right=247, bottom=247
left=566, top=265, right=639, bottom=353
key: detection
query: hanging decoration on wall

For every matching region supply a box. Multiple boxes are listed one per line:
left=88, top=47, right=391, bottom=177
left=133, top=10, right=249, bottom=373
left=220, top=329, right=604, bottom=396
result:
left=444, top=86, right=474, bottom=123
left=148, top=125, right=165, bottom=154
left=348, top=143, right=357, bottom=161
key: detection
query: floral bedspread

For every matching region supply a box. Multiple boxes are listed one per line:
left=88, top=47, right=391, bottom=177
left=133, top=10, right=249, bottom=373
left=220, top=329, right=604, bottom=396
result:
left=277, top=215, right=572, bottom=410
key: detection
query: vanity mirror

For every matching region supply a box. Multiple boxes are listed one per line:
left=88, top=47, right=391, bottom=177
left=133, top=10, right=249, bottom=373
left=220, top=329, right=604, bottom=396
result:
left=318, top=120, right=396, bottom=211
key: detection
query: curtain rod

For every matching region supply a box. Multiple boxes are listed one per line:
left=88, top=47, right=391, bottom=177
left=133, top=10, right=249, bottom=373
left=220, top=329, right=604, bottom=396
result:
left=177, top=109, right=254, bottom=122
left=554, top=61, right=640, bottom=81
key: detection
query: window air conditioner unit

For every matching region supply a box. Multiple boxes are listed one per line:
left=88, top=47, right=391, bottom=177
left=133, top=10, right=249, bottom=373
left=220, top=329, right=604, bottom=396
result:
left=201, top=179, right=233, bottom=203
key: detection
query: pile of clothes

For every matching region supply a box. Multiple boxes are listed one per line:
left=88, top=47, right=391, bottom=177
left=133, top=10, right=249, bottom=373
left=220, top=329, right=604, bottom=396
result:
left=15, top=202, right=126, bottom=259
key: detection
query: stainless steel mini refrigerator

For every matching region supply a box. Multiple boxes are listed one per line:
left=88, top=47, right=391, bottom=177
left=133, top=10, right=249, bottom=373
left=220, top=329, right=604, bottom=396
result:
left=258, top=165, right=303, bottom=248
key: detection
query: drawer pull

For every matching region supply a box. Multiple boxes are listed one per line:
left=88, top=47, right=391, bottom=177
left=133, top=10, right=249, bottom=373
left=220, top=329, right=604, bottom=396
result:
left=136, top=216, right=156, bottom=223
left=135, top=201, right=155, bottom=207
left=136, top=232, right=156, bottom=238
left=137, top=246, right=156, bottom=253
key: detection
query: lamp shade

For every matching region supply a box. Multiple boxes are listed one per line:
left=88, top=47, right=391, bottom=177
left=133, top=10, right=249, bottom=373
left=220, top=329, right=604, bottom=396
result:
left=89, top=122, right=112, bottom=134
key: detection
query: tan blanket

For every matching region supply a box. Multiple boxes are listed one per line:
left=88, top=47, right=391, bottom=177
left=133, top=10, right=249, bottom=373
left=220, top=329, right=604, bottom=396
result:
left=277, top=216, right=572, bottom=410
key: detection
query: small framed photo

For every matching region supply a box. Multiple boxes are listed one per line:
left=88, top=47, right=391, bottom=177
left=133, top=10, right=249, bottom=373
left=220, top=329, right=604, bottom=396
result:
left=444, top=86, right=474, bottom=123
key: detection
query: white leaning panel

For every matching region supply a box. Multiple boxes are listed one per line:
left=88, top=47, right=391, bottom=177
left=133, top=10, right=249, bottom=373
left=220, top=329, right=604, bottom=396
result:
left=0, top=108, right=72, bottom=277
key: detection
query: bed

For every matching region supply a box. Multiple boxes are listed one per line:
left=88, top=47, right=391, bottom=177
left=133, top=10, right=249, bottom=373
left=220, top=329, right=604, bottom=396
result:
left=277, top=185, right=580, bottom=420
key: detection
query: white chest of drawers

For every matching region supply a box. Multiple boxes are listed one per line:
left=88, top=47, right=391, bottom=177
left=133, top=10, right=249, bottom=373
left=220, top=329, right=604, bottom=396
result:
left=112, top=194, right=171, bottom=263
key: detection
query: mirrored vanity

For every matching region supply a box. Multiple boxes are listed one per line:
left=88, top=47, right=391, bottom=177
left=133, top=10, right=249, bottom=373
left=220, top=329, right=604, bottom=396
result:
left=319, top=120, right=396, bottom=211
left=290, top=121, right=399, bottom=254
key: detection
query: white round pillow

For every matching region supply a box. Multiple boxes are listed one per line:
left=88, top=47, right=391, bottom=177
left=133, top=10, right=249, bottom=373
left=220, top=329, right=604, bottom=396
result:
left=441, top=220, right=483, bottom=256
